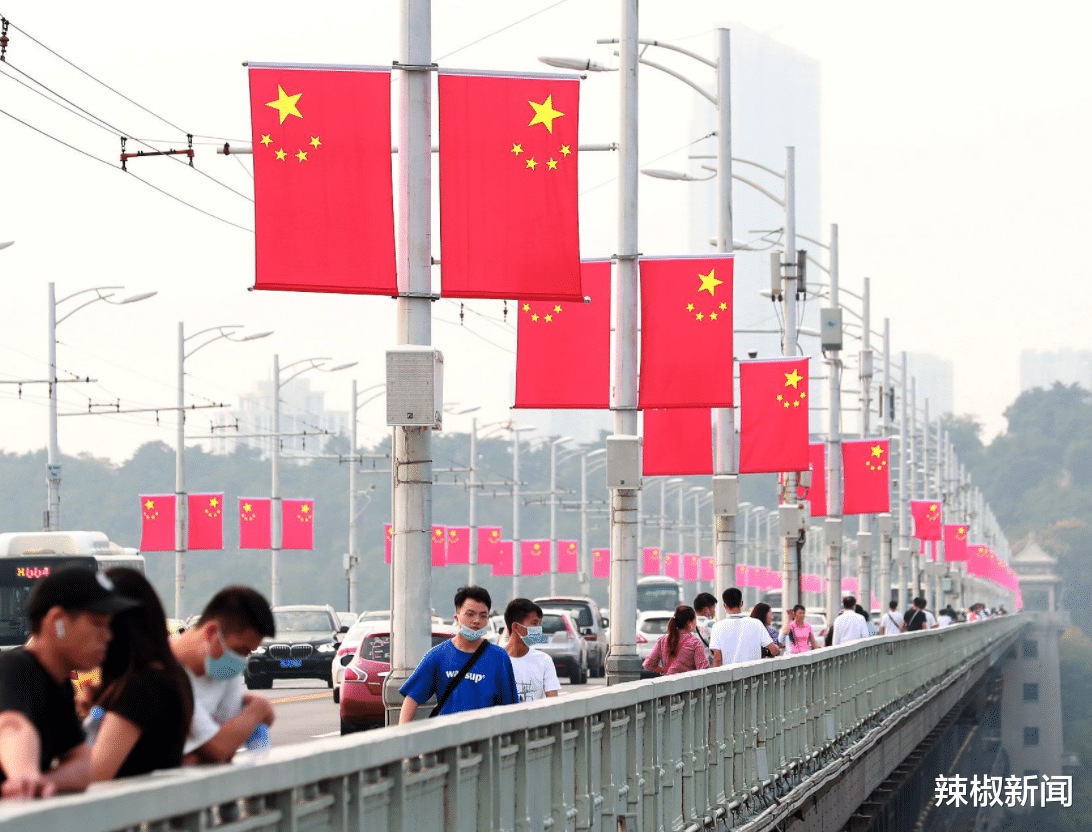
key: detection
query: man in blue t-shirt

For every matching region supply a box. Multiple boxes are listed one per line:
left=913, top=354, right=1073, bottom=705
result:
left=399, top=586, right=517, bottom=722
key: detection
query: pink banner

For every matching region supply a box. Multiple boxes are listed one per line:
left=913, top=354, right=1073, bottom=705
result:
left=557, top=540, right=578, bottom=573
left=663, top=553, right=680, bottom=579
left=682, top=554, right=699, bottom=582
left=492, top=540, right=514, bottom=576
left=592, top=548, right=610, bottom=578
left=700, top=556, right=714, bottom=582
left=521, top=540, right=550, bottom=576
left=642, top=547, right=661, bottom=575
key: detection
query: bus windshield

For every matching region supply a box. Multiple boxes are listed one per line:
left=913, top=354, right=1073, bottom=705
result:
left=636, top=581, right=684, bottom=614
left=0, top=556, right=97, bottom=648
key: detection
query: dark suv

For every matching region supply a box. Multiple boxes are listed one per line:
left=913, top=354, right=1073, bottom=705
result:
left=245, top=604, right=347, bottom=689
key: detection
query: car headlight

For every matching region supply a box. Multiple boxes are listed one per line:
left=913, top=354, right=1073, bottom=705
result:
left=317, top=643, right=337, bottom=653
left=251, top=646, right=267, bottom=656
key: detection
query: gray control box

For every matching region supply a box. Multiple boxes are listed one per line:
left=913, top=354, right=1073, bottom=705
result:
left=820, top=307, right=843, bottom=350
left=386, top=347, right=443, bottom=429
left=606, top=435, right=641, bottom=489
left=712, top=475, right=738, bottom=516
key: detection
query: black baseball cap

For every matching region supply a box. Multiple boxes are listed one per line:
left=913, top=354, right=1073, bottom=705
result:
left=28, top=566, right=141, bottom=620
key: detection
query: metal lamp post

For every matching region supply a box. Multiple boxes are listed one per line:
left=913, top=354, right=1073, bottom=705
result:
left=47, top=283, right=157, bottom=531
left=579, top=449, right=607, bottom=597
left=548, top=436, right=573, bottom=595
left=509, top=423, right=535, bottom=599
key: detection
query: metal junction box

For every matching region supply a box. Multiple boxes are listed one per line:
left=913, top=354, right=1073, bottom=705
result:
left=606, top=435, right=641, bottom=489
left=712, top=475, right=738, bottom=516
left=778, top=503, right=804, bottom=537
left=819, top=307, right=843, bottom=350
left=386, top=347, right=443, bottom=429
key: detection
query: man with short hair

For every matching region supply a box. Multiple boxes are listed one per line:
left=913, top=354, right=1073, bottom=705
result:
left=399, top=586, right=518, bottom=722
left=880, top=600, right=903, bottom=636
left=901, top=597, right=936, bottom=632
left=833, top=596, right=870, bottom=645
left=692, top=592, right=718, bottom=652
left=172, top=585, right=277, bottom=764
left=503, top=598, right=560, bottom=703
left=708, top=587, right=777, bottom=666
left=0, top=566, right=138, bottom=798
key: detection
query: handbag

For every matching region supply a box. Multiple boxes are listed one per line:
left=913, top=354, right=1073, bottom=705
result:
left=428, top=640, right=489, bottom=718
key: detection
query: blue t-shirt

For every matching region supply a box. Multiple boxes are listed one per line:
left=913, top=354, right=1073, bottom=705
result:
left=399, top=639, right=518, bottom=717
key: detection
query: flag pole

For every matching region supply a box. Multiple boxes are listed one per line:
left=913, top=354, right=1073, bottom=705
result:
left=385, top=0, right=434, bottom=725
left=878, top=316, right=894, bottom=610
left=824, top=225, right=842, bottom=630
left=780, top=146, right=802, bottom=612
left=175, top=322, right=188, bottom=619
left=857, top=275, right=874, bottom=611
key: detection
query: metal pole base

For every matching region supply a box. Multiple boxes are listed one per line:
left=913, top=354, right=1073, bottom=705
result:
left=606, top=653, right=643, bottom=686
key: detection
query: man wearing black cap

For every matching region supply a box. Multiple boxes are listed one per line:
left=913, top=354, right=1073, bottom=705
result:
left=0, top=565, right=137, bottom=798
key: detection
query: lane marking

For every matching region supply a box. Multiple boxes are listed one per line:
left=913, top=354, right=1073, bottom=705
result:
left=312, top=730, right=340, bottom=738
left=270, top=691, right=332, bottom=704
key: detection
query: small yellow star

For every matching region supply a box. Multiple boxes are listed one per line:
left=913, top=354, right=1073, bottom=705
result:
left=528, top=94, right=564, bottom=133
left=697, top=269, right=723, bottom=296
left=553, top=305, right=562, bottom=313
left=777, top=394, right=784, bottom=401
left=793, top=400, right=801, bottom=407
left=800, top=391, right=807, bottom=399
left=547, top=158, right=558, bottom=170
left=719, top=302, right=727, bottom=311
left=784, top=369, right=803, bottom=388
left=526, top=157, right=538, bottom=170
left=309, top=136, right=322, bottom=148
left=710, top=312, right=718, bottom=320
left=275, top=148, right=287, bottom=161
left=296, top=150, right=308, bottom=162
left=695, top=312, right=704, bottom=321
left=531, top=313, right=539, bottom=321
left=511, top=143, right=523, bottom=155
left=686, top=303, right=695, bottom=312
left=265, top=85, right=303, bottom=125
left=560, top=144, right=572, bottom=156
left=259, top=134, right=272, bottom=146
left=544, top=314, right=553, bottom=322
left=522, top=303, right=530, bottom=311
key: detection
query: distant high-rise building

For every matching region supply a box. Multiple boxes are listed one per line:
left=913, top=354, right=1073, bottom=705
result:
left=1019, top=348, right=1092, bottom=393
left=905, top=352, right=955, bottom=417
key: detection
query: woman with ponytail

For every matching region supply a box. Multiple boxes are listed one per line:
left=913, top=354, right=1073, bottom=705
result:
left=641, top=605, right=709, bottom=676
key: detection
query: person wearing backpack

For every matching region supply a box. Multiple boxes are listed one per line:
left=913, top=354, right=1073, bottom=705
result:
left=901, top=597, right=935, bottom=632
left=398, top=586, right=518, bottom=722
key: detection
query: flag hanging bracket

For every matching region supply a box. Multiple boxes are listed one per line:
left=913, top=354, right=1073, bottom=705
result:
left=391, top=61, right=439, bottom=72
left=0, top=18, right=9, bottom=62
left=121, top=135, right=195, bottom=171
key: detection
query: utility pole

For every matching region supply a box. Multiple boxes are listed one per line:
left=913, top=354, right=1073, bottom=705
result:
left=779, top=146, right=801, bottom=610
left=898, top=352, right=911, bottom=606
left=857, top=276, right=873, bottom=610
left=824, top=224, right=842, bottom=629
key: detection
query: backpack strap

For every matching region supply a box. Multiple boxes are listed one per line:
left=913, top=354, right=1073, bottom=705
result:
left=429, top=640, right=489, bottom=718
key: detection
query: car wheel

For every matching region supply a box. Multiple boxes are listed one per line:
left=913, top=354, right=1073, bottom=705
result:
left=246, top=674, right=272, bottom=690
left=340, top=718, right=363, bottom=736
left=327, top=676, right=334, bottom=688
left=572, top=663, right=588, bottom=685
left=332, top=686, right=340, bottom=704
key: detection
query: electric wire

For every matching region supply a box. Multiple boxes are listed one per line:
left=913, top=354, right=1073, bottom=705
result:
left=579, top=131, right=716, bottom=196
left=434, top=316, right=515, bottom=354
left=435, top=0, right=573, bottom=61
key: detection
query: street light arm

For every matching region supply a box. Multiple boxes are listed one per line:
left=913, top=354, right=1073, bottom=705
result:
left=597, top=37, right=717, bottom=68
left=635, top=55, right=716, bottom=104
left=55, top=285, right=124, bottom=306
left=732, top=172, right=785, bottom=207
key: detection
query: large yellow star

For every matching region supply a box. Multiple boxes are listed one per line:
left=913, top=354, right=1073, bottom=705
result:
left=697, top=269, right=723, bottom=296
left=301, top=504, right=310, bottom=514
left=870, top=445, right=884, bottom=458
left=243, top=503, right=252, bottom=513
left=784, top=369, right=803, bottom=388
left=528, top=94, right=564, bottom=133
left=144, top=499, right=154, bottom=510
left=209, top=497, right=219, bottom=508
left=265, top=85, right=303, bottom=125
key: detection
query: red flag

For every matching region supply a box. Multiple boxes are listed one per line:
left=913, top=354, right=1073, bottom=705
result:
left=910, top=500, right=943, bottom=541
left=682, top=554, right=699, bottom=582
left=248, top=66, right=396, bottom=295
left=557, top=540, right=578, bottom=573
left=738, top=358, right=809, bottom=473
left=187, top=494, right=223, bottom=550
left=282, top=499, right=314, bottom=550
left=943, top=524, right=968, bottom=562
left=478, top=527, right=502, bottom=565
left=798, top=443, right=827, bottom=518
left=239, top=498, right=271, bottom=550
left=736, top=564, right=748, bottom=586
left=841, top=439, right=891, bottom=515
left=642, top=547, right=661, bottom=575
left=841, top=576, right=859, bottom=594
left=967, top=543, right=988, bottom=577
left=638, top=256, right=734, bottom=408
left=384, top=522, right=393, bottom=565
left=592, top=548, right=610, bottom=578
left=515, top=261, right=610, bottom=408
left=642, top=408, right=713, bottom=476
left=521, top=540, right=550, bottom=576
left=431, top=526, right=447, bottom=566
left=700, top=557, right=714, bottom=582
left=446, top=527, right=470, bottom=565
left=493, top=541, right=514, bottom=577
left=663, top=553, right=680, bottom=579
left=139, top=495, right=174, bottom=552
left=439, top=70, right=581, bottom=301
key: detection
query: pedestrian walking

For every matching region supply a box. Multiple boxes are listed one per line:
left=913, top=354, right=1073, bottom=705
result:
left=642, top=606, right=709, bottom=676
left=902, top=597, right=936, bottom=632
left=709, top=588, right=777, bottom=666
left=503, top=598, right=559, bottom=703
left=879, top=600, right=903, bottom=636
left=832, top=596, right=870, bottom=645
left=781, top=605, right=820, bottom=654
left=750, top=603, right=779, bottom=658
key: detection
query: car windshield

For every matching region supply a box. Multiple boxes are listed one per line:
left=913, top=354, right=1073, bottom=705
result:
left=274, top=611, right=333, bottom=632
left=539, top=602, right=592, bottom=628
left=640, top=617, right=671, bottom=635
left=359, top=633, right=451, bottom=664
left=540, top=614, right=568, bottom=635
left=344, top=621, right=377, bottom=642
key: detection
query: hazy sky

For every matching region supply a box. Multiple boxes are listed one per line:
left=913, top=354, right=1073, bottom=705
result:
left=0, top=0, right=1089, bottom=468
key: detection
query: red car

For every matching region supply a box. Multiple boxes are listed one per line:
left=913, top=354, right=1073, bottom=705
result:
left=340, top=623, right=457, bottom=734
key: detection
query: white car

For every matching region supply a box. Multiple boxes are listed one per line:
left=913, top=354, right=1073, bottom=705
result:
left=636, top=611, right=673, bottom=660
left=332, top=619, right=386, bottom=703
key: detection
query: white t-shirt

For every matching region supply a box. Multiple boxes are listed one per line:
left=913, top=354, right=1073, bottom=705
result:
left=709, top=614, right=772, bottom=664
left=183, top=667, right=245, bottom=754
left=832, top=610, right=871, bottom=645
left=509, top=649, right=560, bottom=703
left=924, top=610, right=938, bottom=629
left=880, top=610, right=904, bottom=635
left=938, top=613, right=953, bottom=627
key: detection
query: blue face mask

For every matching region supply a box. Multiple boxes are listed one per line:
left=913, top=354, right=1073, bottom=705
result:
left=459, top=624, right=490, bottom=642
left=205, top=629, right=249, bottom=681
left=521, top=625, right=547, bottom=647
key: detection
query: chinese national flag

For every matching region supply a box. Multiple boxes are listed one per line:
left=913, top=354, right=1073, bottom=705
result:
left=139, top=495, right=174, bottom=552
left=521, top=540, right=550, bottom=576
left=446, top=527, right=470, bottom=565
left=841, top=576, right=859, bottom=594
left=239, top=498, right=271, bottom=550
left=967, top=544, right=988, bottom=577
left=187, top=494, right=223, bottom=551
left=384, top=523, right=393, bottom=565
left=736, top=564, right=750, bottom=587
left=642, top=547, right=661, bottom=575
left=439, top=71, right=581, bottom=301
left=492, top=541, right=514, bottom=577
left=431, top=526, right=446, bottom=567
left=911, top=500, right=943, bottom=541
left=798, top=443, right=827, bottom=518
left=700, top=557, right=714, bottom=582
left=638, top=256, right=734, bottom=409
left=738, top=358, right=809, bottom=473
left=478, top=527, right=502, bottom=565
left=592, top=548, right=610, bottom=578
left=840, top=439, right=891, bottom=515
left=557, top=540, right=578, bottom=573
left=663, top=553, right=680, bottom=579
left=515, top=260, right=610, bottom=408
left=642, top=408, right=713, bottom=476
left=282, top=499, right=314, bottom=550
left=682, top=554, right=699, bottom=582
left=248, top=66, right=396, bottom=295
left=943, top=523, right=969, bottom=562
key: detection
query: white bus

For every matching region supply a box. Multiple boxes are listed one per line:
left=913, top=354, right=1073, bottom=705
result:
left=636, top=576, right=685, bottom=613
left=0, top=531, right=145, bottom=648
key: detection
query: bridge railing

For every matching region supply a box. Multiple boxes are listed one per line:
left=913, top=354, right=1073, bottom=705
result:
left=0, top=616, right=1024, bottom=832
